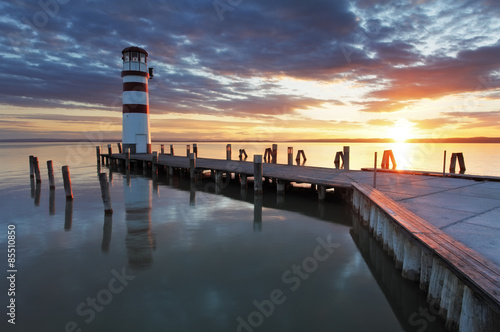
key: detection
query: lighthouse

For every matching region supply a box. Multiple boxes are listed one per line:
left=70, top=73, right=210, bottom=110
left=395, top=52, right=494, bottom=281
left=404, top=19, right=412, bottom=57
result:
left=121, top=46, right=153, bottom=154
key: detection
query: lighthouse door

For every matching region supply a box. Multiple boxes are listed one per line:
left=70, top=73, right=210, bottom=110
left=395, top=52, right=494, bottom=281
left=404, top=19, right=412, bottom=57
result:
left=135, top=134, right=147, bottom=153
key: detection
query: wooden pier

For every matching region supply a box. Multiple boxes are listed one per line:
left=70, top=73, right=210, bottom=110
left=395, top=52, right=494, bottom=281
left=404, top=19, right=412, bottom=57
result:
left=99, top=148, right=500, bottom=331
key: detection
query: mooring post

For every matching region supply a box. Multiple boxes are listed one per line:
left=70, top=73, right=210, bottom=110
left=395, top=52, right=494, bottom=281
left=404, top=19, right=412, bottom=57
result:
left=98, top=172, right=113, bottom=215
left=189, top=153, right=196, bottom=180
left=62, top=165, right=73, bottom=200
left=287, top=147, right=293, bottom=166
left=343, top=146, right=350, bottom=170
left=272, top=144, right=278, bottom=164
left=254, top=155, right=263, bottom=193
left=47, top=160, right=55, bottom=189
left=170, top=144, right=174, bottom=156
left=117, top=142, right=122, bottom=154
left=226, top=144, right=232, bottom=160
left=161, top=144, right=165, bottom=155
left=125, top=148, right=130, bottom=170
left=186, top=145, right=190, bottom=157
left=95, top=146, right=101, bottom=164
left=33, top=156, right=41, bottom=183
left=193, top=143, right=198, bottom=157
left=443, top=150, right=447, bottom=176
left=29, top=155, right=35, bottom=178
left=373, top=152, right=377, bottom=188
left=449, top=153, right=457, bottom=173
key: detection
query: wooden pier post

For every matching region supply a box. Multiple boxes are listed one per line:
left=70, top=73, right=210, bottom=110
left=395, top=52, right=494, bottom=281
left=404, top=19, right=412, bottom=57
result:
left=29, top=155, right=34, bottom=178
left=226, top=144, right=231, bottom=160
left=193, top=143, right=198, bottom=157
left=117, top=142, right=122, bottom=154
left=98, top=172, right=113, bottom=214
left=254, top=155, right=263, bottom=193
left=272, top=144, right=278, bottom=163
left=186, top=144, right=190, bottom=157
left=161, top=144, right=165, bottom=155
left=47, top=160, right=56, bottom=189
left=107, top=144, right=112, bottom=156
left=334, top=151, right=344, bottom=169
left=318, top=185, right=326, bottom=201
left=240, top=174, right=247, bottom=188
left=443, top=150, right=447, bottom=176
left=152, top=151, right=158, bottom=177
left=276, top=179, right=285, bottom=195
left=373, top=152, right=377, bottom=188
left=125, top=148, right=130, bottom=170
left=343, top=146, right=350, bottom=170
left=96, top=146, right=101, bottom=164
left=189, top=153, right=196, bottom=180
left=33, top=157, right=42, bottom=183
left=287, top=147, right=293, bottom=166
left=62, top=165, right=73, bottom=200
left=170, top=144, right=174, bottom=156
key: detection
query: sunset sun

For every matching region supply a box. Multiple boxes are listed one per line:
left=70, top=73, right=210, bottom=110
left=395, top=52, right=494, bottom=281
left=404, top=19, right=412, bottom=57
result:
left=388, top=119, right=414, bottom=143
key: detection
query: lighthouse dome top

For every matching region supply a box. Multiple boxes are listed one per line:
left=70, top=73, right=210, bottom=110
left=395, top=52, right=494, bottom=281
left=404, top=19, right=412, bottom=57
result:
left=122, top=46, right=148, bottom=56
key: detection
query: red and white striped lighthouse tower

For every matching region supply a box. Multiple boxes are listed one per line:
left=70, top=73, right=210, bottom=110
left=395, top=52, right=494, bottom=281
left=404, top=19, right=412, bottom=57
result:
left=121, top=46, right=152, bottom=154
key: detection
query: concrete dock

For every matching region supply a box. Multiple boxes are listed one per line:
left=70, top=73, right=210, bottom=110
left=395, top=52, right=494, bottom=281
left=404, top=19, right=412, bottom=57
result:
left=102, top=151, right=500, bottom=331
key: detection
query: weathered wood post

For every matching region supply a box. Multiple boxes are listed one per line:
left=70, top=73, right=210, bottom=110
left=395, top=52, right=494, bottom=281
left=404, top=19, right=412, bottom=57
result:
left=450, top=153, right=457, bottom=173
left=226, top=144, right=231, bottom=160
left=98, top=172, right=113, bottom=214
left=189, top=153, right=196, bottom=180
left=443, top=150, right=447, bottom=176
left=287, top=147, right=293, bottom=166
left=276, top=179, right=285, bottom=195
left=272, top=144, right=278, bottom=163
left=193, top=143, right=198, bottom=157
left=152, top=151, right=158, bottom=177
left=96, top=146, right=101, bottom=164
left=47, top=160, right=56, bottom=189
left=170, top=144, right=174, bottom=156
left=334, top=151, right=343, bottom=169
left=117, top=142, right=122, bottom=154
left=186, top=144, right=190, bottom=157
left=240, top=174, right=247, bottom=188
left=161, top=144, right=165, bottom=155
left=34, top=182, right=41, bottom=206
left=343, top=146, right=350, bottom=170
left=107, top=144, right=112, bottom=156
left=29, top=155, right=35, bottom=178
left=254, top=155, right=263, bottom=193
left=373, top=152, right=377, bottom=188
left=62, top=165, right=73, bottom=200
left=318, top=185, right=326, bottom=201
left=33, top=156, right=42, bottom=183
left=125, top=148, right=130, bottom=170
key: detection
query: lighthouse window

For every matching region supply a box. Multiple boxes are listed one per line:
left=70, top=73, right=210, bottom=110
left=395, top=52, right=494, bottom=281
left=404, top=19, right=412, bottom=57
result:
left=140, top=53, right=146, bottom=63
left=131, top=52, right=138, bottom=61
left=124, top=52, right=130, bottom=61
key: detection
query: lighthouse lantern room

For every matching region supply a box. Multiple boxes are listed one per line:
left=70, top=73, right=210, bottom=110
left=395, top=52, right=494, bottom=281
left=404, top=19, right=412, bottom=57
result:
left=121, top=46, right=152, bottom=154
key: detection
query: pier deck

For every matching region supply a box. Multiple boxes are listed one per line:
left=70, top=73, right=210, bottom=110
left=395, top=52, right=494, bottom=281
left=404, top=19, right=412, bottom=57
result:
left=105, top=151, right=500, bottom=327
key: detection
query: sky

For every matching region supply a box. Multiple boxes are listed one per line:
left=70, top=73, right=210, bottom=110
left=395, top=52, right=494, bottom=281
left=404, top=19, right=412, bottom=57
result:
left=1, top=0, right=500, bottom=141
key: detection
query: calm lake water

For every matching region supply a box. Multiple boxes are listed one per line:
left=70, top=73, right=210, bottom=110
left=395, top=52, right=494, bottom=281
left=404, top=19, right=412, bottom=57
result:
left=1, top=141, right=483, bottom=331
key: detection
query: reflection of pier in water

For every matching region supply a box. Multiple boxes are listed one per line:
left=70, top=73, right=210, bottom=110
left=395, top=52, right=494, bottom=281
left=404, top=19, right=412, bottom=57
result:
left=124, top=175, right=156, bottom=270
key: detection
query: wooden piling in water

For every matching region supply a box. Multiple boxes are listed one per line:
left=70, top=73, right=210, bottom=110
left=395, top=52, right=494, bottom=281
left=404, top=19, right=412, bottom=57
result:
left=62, top=165, right=73, bottom=200
left=189, top=153, right=196, bottom=180
left=272, top=144, right=278, bottom=164
left=47, top=160, right=55, bottom=189
left=287, top=147, right=293, bottom=166
left=443, top=150, right=447, bottom=176
left=125, top=148, right=130, bottom=170
left=161, top=144, right=165, bottom=155
left=170, top=144, right=174, bottom=156
left=117, top=142, right=122, bottom=154
left=226, top=144, right=231, bottom=160
left=186, top=145, right=190, bottom=157
left=254, top=155, right=263, bottom=193
left=193, top=143, right=198, bottom=157
left=96, top=146, right=101, bottom=164
left=318, top=185, right=326, bottom=201
left=33, top=156, right=41, bottom=183
left=98, top=172, right=113, bottom=214
left=152, top=151, right=158, bottom=176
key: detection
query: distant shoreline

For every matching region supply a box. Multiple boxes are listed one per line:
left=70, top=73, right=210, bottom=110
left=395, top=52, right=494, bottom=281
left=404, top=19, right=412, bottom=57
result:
left=2, top=137, right=500, bottom=143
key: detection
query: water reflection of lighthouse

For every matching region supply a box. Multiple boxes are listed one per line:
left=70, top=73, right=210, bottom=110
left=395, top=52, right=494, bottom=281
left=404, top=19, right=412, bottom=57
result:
left=124, top=176, right=156, bottom=269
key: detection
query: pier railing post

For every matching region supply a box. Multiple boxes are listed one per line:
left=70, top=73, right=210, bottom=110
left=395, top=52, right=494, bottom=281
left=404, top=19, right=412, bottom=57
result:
left=287, top=147, right=293, bottom=166
left=98, top=172, right=113, bottom=214
left=226, top=144, right=231, bottom=161
left=189, top=153, right=196, bottom=180
left=62, top=165, right=73, bottom=200
left=47, top=160, right=55, bottom=189
left=254, top=155, right=263, bottom=193
left=443, top=150, right=447, bottom=176
left=343, top=146, right=350, bottom=170
left=193, top=143, right=198, bottom=157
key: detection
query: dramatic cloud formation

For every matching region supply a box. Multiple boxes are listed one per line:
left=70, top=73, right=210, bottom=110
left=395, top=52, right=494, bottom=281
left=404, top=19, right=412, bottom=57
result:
left=0, top=0, right=499, bottom=140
